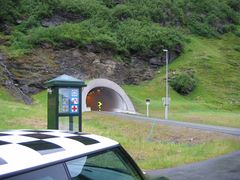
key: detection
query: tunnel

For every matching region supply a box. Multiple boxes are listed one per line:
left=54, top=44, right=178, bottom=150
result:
left=86, top=87, right=127, bottom=111
left=82, top=79, right=136, bottom=113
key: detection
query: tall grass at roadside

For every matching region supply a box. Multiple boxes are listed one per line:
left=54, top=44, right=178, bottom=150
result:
left=83, top=112, right=240, bottom=170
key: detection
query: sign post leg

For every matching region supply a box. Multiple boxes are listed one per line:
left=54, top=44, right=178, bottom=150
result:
left=69, top=116, right=73, bottom=131
left=147, top=104, right=149, bottom=117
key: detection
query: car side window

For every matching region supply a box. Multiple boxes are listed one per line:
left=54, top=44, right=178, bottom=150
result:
left=5, top=164, right=69, bottom=180
left=65, top=147, right=143, bottom=180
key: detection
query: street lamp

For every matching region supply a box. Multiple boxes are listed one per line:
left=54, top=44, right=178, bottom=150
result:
left=163, top=49, right=169, bottom=120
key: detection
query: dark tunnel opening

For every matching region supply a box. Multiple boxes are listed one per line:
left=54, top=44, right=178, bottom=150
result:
left=86, top=87, right=127, bottom=112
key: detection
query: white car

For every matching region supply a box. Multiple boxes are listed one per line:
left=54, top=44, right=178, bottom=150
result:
left=0, top=130, right=146, bottom=180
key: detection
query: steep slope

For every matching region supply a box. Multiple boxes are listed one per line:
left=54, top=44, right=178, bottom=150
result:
left=124, top=34, right=240, bottom=127
left=0, top=34, right=239, bottom=129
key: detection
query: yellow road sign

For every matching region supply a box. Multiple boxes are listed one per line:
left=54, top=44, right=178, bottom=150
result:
left=98, top=101, right=102, bottom=111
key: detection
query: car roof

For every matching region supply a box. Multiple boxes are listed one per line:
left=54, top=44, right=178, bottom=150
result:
left=0, top=130, right=118, bottom=176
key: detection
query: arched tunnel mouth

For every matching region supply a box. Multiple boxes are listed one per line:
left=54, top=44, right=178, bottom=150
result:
left=86, top=87, right=127, bottom=112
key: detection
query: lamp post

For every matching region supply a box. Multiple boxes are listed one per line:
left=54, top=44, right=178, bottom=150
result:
left=163, top=49, right=169, bottom=120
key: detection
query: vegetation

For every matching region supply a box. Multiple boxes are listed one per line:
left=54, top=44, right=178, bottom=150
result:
left=0, top=34, right=239, bottom=170
left=0, top=0, right=238, bottom=126
left=0, top=0, right=240, bottom=171
left=0, top=90, right=239, bottom=170
left=170, top=71, right=196, bottom=95
left=0, top=89, right=46, bottom=130
left=124, top=34, right=240, bottom=127
left=1, top=0, right=240, bottom=57
left=83, top=113, right=240, bottom=170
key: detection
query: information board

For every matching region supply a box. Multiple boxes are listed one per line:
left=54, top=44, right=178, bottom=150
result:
left=59, top=88, right=79, bottom=114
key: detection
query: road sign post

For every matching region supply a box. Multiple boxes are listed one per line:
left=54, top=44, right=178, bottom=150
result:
left=45, top=74, right=86, bottom=132
left=146, top=98, right=151, bottom=117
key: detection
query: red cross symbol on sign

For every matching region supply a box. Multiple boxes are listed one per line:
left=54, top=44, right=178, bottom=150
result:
left=71, top=105, right=78, bottom=112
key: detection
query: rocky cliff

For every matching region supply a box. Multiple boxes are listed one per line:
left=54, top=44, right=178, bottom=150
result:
left=0, top=45, right=179, bottom=104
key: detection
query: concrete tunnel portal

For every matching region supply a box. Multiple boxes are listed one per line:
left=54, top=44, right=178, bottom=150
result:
left=82, top=79, right=136, bottom=113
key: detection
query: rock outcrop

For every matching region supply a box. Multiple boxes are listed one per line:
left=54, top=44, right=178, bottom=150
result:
left=0, top=46, right=178, bottom=103
left=0, top=53, right=32, bottom=104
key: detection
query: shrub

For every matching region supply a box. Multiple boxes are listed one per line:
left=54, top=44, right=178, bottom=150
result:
left=19, top=0, right=59, bottom=18
left=13, top=18, right=183, bottom=55
left=23, top=18, right=118, bottom=50
left=5, top=0, right=240, bottom=56
left=58, top=0, right=110, bottom=19
left=111, top=4, right=132, bottom=21
left=170, top=72, right=196, bottom=95
left=116, top=19, right=184, bottom=54
left=0, top=0, right=19, bottom=24
left=183, top=0, right=240, bottom=36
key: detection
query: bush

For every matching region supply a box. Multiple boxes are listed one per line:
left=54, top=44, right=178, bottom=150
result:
left=11, top=18, right=184, bottom=55
left=23, top=18, right=118, bottom=50
left=0, top=0, right=19, bottom=24
left=183, top=0, right=240, bottom=36
left=111, top=4, right=132, bottom=21
left=116, top=19, right=184, bottom=53
left=19, top=0, right=59, bottom=18
left=170, top=72, right=196, bottom=95
left=58, top=0, right=110, bottom=19
left=5, top=0, right=240, bottom=56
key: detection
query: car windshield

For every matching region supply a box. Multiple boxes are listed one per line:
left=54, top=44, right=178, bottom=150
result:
left=66, top=146, right=143, bottom=180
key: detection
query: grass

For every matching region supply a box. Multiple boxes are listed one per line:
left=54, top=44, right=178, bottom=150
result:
left=0, top=34, right=240, bottom=170
left=0, top=89, right=46, bottom=130
left=0, top=88, right=239, bottom=170
left=83, top=112, right=240, bottom=170
left=123, top=33, right=240, bottom=128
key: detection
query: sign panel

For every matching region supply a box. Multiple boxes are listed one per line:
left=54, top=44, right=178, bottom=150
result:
left=70, top=88, right=79, bottom=114
left=59, top=88, right=79, bottom=114
left=98, top=101, right=102, bottom=111
left=146, top=98, right=151, bottom=105
left=71, top=89, right=79, bottom=97
left=71, top=97, right=79, bottom=105
left=162, top=97, right=171, bottom=105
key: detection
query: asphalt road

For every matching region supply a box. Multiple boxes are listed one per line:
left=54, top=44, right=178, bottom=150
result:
left=104, top=112, right=240, bottom=136
left=146, top=151, right=240, bottom=180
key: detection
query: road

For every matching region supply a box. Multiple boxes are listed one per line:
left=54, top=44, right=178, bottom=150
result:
left=146, top=151, right=240, bottom=180
left=104, top=112, right=240, bottom=136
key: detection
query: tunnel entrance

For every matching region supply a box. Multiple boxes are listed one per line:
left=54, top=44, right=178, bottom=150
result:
left=86, top=87, right=127, bottom=111
left=82, top=79, right=136, bottom=113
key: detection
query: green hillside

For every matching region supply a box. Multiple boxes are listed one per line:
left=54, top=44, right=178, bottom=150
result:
left=124, top=33, right=240, bottom=127
left=1, top=0, right=240, bottom=57
left=0, top=34, right=239, bottom=129
left=0, top=34, right=240, bottom=171
left=0, top=0, right=239, bottom=128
